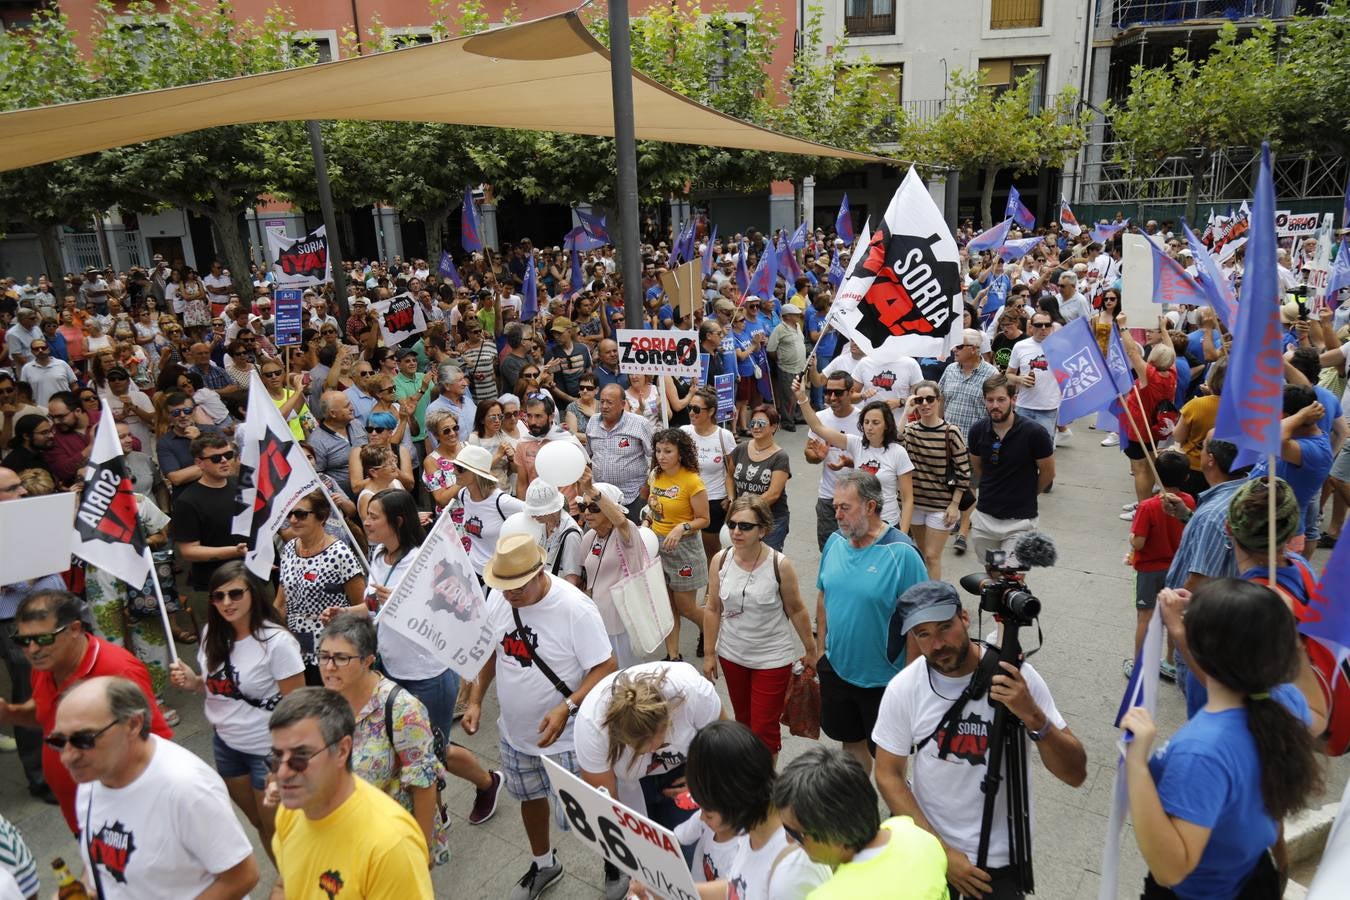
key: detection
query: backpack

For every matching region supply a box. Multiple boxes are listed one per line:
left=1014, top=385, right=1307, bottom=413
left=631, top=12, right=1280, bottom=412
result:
left=1151, top=398, right=1180, bottom=441
left=1254, top=559, right=1350, bottom=757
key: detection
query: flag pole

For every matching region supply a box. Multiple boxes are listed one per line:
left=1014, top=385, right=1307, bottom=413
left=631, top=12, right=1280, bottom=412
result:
left=1116, top=392, right=1163, bottom=490
left=142, top=546, right=179, bottom=667
left=1267, top=458, right=1278, bottom=576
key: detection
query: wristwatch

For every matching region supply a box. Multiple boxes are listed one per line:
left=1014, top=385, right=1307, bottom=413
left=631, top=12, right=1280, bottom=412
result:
left=682, top=522, right=692, bottom=534
left=565, top=698, right=579, bottom=717
left=1028, top=717, right=1052, bottom=742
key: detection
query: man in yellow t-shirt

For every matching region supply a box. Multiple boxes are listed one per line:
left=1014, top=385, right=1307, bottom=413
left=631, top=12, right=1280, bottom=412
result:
left=267, top=688, right=433, bottom=900
left=774, top=746, right=947, bottom=900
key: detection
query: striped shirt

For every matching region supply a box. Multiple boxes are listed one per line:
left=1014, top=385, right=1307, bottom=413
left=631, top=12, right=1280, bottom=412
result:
left=1165, top=478, right=1242, bottom=590
left=939, top=361, right=999, bottom=441
left=586, top=410, right=654, bottom=503
left=901, top=421, right=972, bottom=511
left=0, top=813, right=39, bottom=898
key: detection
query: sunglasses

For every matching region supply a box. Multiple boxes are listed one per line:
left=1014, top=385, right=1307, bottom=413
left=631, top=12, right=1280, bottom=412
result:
left=262, top=370, right=283, bottom=377
left=209, top=587, right=248, bottom=604
left=522, top=371, right=540, bottom=378
left=107, top=374, right=129, bottom=382
left=823, top=388, right=846, bottom=397
left=991, top=438, right=1002, bottom=466
left=356, top=369, right=373, bottom=376
left=202, top=451, right=236, bottom=464
left=265, top=739, right=341, bottom=774
left=748, top=419, right=769, bottom=428
left=688, top=405, right=706, bottom=414
left=368, top=426, right=390, bottom=434
left=286, top=508, right=314, bottom=521
left=913, top=395, right=937, bottom=405
left=577, top=501, right=603, bottom=514
left=377, top=387, right=395, bottom=394
left=44, top=720, right=118, bottom=752
left=11, top=625, right=68, bottom=648
left=169, top=406, right=195, bottom=417
left=1031, top=322, right=1053, bottom=329
left=727, top=520, right=760, bottom=532
left=579, top=384, right=596, bottom=391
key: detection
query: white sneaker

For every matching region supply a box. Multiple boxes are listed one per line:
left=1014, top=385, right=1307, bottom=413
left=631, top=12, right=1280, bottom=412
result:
left=1122, top=501, right=1138, bottom=512
left=1055, top=428, right=1073, bottom=446
left=1120, top=510, right=1136, bottom=521
left=1101, top=432, right=1120, bottom=447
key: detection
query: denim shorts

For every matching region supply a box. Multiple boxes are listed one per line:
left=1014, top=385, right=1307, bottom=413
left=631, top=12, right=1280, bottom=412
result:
left=212, top=731, right=270, bottom=791
left=389, top=668, right=461, bottom=747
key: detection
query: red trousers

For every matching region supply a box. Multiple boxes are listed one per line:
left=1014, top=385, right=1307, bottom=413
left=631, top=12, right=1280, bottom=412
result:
left=718, top=657, right=792, bottom=753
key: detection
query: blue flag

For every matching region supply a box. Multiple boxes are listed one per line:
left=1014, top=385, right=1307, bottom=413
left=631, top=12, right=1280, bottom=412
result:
left=570, top=247, right=586, bottom=299
left=1325, top=238, right=1350, bottom=306
left=1092, top=220, right=1128, bottom=244
left=982, top=273, right=1010, bottom=325
left=521, top=253, right=538, bottom=321
left=575, top=208, right=610, bottom=247
left=997, top=236, right=1043, bottom=262
left=1181, top=219, right=1237, bottom=330
left=1042, top=316, right=1119, bottom=426
left=673, top=219, right=696, bottom=265
left=753, top=346, right=774, bottom=402
left=735, top=240, right=750, bottom=295
left=745, top=242, right=778, bottom=301
left=1299, top=530, right=1350, bottom=691
left=776, top=237, right=802, bottom=285
left=1006, top=186, right=1036, bottom=230
left=789, top=223, right=808, bottom=252
left=702, top=225, right=718, bottom=278
left=968, top=218, right=1013, bottom=253
left=1213, top=143, right=1283, bottom=458
left=1105, top=325, right=1134, bottom=398
left=1140, top=236, right=1211, bottom=307
left=438, top=251, right=462, bottom=288
left=835, top=195, right=855, bottom=245
left=461, top=187, right=483, bottom=253
left=827, top=248, right=845, bottom=288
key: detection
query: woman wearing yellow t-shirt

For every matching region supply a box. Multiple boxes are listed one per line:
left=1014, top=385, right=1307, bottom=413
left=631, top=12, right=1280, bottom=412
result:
left=648, top=428, right=711, bottom=661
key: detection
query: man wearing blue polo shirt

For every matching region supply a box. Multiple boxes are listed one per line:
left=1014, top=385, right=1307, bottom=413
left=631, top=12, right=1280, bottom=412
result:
left=816, top=470, right=928, bottom=775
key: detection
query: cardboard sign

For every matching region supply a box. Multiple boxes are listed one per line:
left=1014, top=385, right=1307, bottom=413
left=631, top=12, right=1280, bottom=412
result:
left=1275, top=210, right=1320, bottom=238
left=540, top=757, right=699, bottom=900
left=616, top=329, right=700, bottom=378
left=714, top=373, right=735, bottom=423
left=0, top=493, right=76, bottom=585
left=372, top=292, right=428, bottom=346
left=273, top=288, right=304, bottom=347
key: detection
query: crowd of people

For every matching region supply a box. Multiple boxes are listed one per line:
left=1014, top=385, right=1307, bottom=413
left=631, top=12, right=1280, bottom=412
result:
left=0, top=209, right=1347, bottom=900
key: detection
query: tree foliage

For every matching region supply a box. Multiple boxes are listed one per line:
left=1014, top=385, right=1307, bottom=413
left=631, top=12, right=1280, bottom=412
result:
left=904, top=70, right=1088, bottom=227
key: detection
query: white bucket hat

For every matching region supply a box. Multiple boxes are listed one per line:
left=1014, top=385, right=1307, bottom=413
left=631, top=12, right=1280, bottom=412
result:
left=452, top=445, right=497, bottom=482
left=524, top=479, right=564, bottom=517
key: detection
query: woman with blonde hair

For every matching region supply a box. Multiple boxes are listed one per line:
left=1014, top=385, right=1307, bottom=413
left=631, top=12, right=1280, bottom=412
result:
left=422, top=408, right=463, bottom=511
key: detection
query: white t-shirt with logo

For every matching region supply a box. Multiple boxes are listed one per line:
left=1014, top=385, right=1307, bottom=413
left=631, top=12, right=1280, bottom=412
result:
left=844, top=435, right=914, bottom=526
left=675, top=815, right=740, bottom=884
left=871, top=653, right=1065, bottom=868
left=486, top=575, right=613, bottom=757
left=722, top=826, right=830, bottom=900
left=574, top=661, right=723, bottom=805
left=851, top=356, right=923, bottom=424
left=198, top=623, right=304, bottom=756
left=1006, top=337, right=1060, bottom=411
left=681, top=425, right=736, bottom=501
left=808, top=406, right=863, bottom=500
left=453, top=487, right=525, bottom=574
left=76, top=736, right=253, bottom=900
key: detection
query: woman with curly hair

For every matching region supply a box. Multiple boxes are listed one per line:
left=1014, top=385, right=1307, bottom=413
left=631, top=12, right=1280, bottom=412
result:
left=648, top=427, right=710, bottom=661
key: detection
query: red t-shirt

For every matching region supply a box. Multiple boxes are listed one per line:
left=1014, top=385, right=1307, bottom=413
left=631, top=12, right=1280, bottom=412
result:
left=1121, top=364, right=1177, bottom=443
left=31, top=635, right=174, bottom=833
left=1130, top=492, right=1195, bottom=572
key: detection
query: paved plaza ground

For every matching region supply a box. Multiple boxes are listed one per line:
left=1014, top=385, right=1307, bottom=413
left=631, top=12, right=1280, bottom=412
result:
left=4, top=418, right=1347, bottom=898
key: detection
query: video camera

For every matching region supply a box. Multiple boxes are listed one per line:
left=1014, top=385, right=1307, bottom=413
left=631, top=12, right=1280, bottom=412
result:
left=956, top=531, right=1056, bottom=628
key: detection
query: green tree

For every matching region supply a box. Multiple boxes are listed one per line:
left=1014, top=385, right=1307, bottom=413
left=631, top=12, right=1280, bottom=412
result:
left=88, top=0, right=314, bottom=302
left=909, top=70, right=1087, bottom=228
left=0, top=10, right=113, bottom=278
left=1278, top=3, right=1350, bottom=157
left=1106, top=23, right=1283, bottom=223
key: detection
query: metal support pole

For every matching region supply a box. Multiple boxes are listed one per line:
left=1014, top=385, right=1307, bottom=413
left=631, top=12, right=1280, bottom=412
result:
left=307, top=119, right=349, bottom=318
left=607, top=0, right=643, bottom=330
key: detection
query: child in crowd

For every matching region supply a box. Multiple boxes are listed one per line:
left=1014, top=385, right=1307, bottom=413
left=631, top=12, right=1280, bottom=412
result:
left=1126, top=449, right=1194, bottom=680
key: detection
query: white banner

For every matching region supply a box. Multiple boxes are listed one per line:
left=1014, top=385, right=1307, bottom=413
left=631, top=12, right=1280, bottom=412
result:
left=1275, top=210, right=1321, bottom=238
left=266, top=225, right=333, bottom=288
left=375, top=509, right=495, bottom=681
left=233, top=370, right=321, bottom=579
left=616, top=329, right=700, bottom=378
left=830, top=167, right=962, bottom=362
left=540, top=757, right=699, bottom=900
left=372, top=292, right=428, bottom=346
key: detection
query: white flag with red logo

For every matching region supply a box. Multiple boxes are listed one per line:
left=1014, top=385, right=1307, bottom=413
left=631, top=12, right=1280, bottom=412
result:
left=233, top=369, right=320, bottom=579
left=71, top=401, right=152, bottom=587
left=829, top=167, right=962, bottom=362
left=1059, top=197, right=1082, bottom=237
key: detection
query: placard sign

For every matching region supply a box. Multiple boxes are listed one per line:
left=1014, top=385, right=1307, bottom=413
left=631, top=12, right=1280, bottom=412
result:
left=540, top=757, right=698, bottom=900
left=714, top=373, right=735, bottom=423
left=616, top=329, right=700, bottom=378
left=1275, top=210, right=1321, bottom=238
left=273, top=289, right=304, bottom=348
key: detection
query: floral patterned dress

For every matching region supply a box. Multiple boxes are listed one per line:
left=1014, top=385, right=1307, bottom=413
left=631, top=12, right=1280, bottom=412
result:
left=351, top=677, right=451, bottom=866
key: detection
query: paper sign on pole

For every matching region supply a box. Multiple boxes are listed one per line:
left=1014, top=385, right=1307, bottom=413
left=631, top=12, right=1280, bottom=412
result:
left=273, top=288, right=304, bottom=347
left=540, top=757, right=699, bottom=900
left=1120, top=234, right=1154, bottom=309
left=372, top=292, right=428, bottom=346
left=714, top=373, right=735, bottom=423
left=0, top=493, right=76, bottom=585
left=374, top=509, right=495, bottom=680
left=616, top=329, right=700, bottom=378
left=1275, top=210, right=1321, bottom=238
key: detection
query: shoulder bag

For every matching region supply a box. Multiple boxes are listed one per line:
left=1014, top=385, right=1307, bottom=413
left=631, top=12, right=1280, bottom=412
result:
left=944, top=425, right=977, bottom=511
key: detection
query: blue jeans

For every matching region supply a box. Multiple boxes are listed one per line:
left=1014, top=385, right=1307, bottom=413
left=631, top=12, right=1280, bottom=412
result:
left=1305, top=497, right=1321, bottom=542
left=764, top=510, right=789, bottom=551
left=1016, top=406, right=1058, bottom=438
left=390, top=668, right=460, bottom=746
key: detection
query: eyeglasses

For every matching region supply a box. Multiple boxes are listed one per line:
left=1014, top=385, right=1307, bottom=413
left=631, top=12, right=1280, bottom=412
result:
left=748, top=419, right=769, bottom=428
left=11, top=625, right=68, bottom=648
left=317, top=652, right=361, bottom=668
left=201, top=451, right=236, bottom=464
left=209, top=587, right=248, bottom=604
left=264, top=739, right=341, bottom=774
left=286, top=508, right=314, bottom=521
left=43, top=720, right=118, bottom=752
left=727, top=520, right=760, bottom=532
left=913, top=395, right=936, bottom=405
left=168, top=406, right=195, bottom=417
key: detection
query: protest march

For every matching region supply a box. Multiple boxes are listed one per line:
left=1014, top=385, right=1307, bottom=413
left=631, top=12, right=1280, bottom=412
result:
left=2, top=30, right=1350, bottom=891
